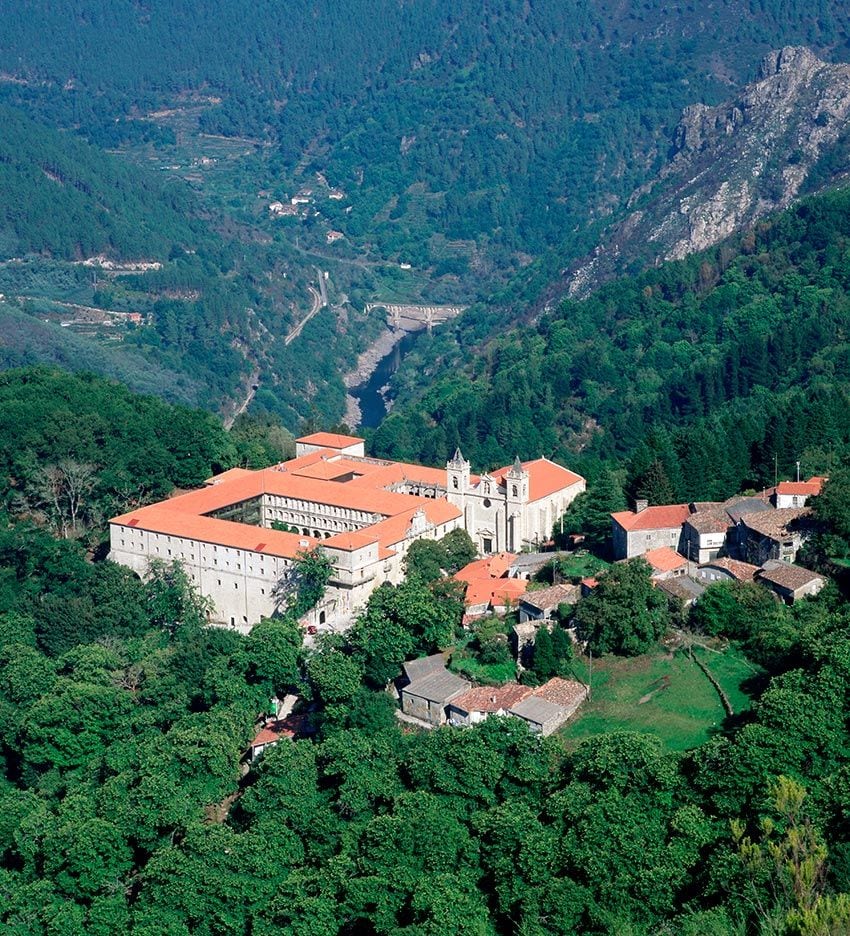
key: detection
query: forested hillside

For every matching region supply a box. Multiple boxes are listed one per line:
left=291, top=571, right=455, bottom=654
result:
left=0, top=108, right=385, bottom=423
left=3, top=1, right=850, bottom=276
left=3, top=374, right=850, bottom=932
left=373, top=186, right=850, bottom=499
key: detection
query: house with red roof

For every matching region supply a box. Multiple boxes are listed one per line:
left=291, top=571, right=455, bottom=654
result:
left=110, top=434, right=585, bottom=632
left=773, top=477, right=827, bottom=509
left=610, top=500, right=692, bottom=559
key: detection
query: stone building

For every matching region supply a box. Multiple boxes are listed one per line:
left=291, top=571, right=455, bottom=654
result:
left=109, top=434, right=584, bottom=632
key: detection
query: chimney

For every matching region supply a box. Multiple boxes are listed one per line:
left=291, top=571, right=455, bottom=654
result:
left=635, top=498, right=649, bottom=514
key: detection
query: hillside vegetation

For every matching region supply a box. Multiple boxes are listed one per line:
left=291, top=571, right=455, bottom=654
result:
left=3, top=1, right=850, bottom=277
left=373, top=186, right=850, bottom=499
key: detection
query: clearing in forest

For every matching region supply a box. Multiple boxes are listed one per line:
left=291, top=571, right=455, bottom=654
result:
left=560, top=645, right=761, bottom=751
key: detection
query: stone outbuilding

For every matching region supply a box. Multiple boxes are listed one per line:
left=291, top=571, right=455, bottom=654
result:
left=399, top=656, right=470, bottom=726
left=447, top=683, right=533, bottom=726
left=756, top=560, right=826, bottom=604
left=518, top=583, right=580, bottom=623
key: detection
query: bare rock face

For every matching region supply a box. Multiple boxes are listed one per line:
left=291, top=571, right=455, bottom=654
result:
left=567, top=47, right=850, bottom=296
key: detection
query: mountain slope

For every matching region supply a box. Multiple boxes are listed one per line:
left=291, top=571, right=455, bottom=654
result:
left=567, top=47, right=850, bottom=296
left=371, top=185, right=850, bottom=499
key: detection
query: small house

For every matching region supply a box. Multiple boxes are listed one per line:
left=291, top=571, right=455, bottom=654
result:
left=756, top=560, right=826, bottom=604
left=518, top=583, right=579, bottom=623
left=447, top=683, right=532, bottom=726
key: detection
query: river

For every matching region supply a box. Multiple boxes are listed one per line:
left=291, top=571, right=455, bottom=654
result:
left=350, top=330, right=422, bottom=428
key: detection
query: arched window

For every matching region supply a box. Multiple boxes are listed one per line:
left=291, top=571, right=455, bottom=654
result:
left=512, top=485, right=518, bottom=497
left=452, top=477, right=459, bottom=489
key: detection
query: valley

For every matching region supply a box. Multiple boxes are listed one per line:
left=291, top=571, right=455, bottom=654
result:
left=4, top=4, right=850, bottom=934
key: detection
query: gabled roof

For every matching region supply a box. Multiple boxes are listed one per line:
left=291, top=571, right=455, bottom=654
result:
left=776, top=477, right=826, bottom=497
left=491, top=457, right=584, bottom=502
left=402, top=669, right=470, bottom=704
left=403, top=654, right=447, bottom=682
left=611, top=504, right=691, bottom=532
left=700, top=557, right=760, bottom=582
left=739, top=507, right=812, bottom=540
left=463, top=577, right=528, bottom=609
left=454, top=553, right=516, bottom=585
left=519, top=583, right=578, bottom=612
left=296, top=431, right=364, bottom=449
left=643, top=547, right=688, bottom=573
left=533, top=677, right=589, bottom=708
left=758, top=560, right=824, bottom=592
left=449, top=683, right=533, bottom=714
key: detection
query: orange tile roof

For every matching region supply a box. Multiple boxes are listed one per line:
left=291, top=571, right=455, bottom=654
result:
left=776, top=478, right=825, bottom=496
left=203, top=467, right=255, bottom=485
left=112, top=505, right=318, bottom=559
left=296, top=431, right=364, bottom=448
left=463, top=577, right=528, bottom=608
left=454, top=552, right=517, bottom=585
left=491, top=458, right=584, bottom=502
left=643, top=547, right=688, bottom=573
left=611, top=504, right=692, bottom=532
left=450, top=683, right=533, bottom=713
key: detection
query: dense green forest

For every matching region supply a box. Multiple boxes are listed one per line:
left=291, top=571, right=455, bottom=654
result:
left=2, top=383, right=850, bottom=931
left=3, top=1, right=850, bottom=279
left=373, top=186, right=850, bottom=501
left=0, top=107, right=388, bottom=423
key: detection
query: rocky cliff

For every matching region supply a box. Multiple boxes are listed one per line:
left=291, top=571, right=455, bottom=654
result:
left=567, top=47, right=850, bottom=297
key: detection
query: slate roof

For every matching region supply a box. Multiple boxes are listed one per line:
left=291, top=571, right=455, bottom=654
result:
left=656, top=577, right=706, bottom=602
left=402, top=654, right=447, bottom=682
left=509, top=695, right=568, bottom=725
left=402, top=669, right=470, bottom=704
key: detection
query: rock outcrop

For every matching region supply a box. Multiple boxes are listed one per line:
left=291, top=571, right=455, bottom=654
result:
left=567, top=47, right=850, bottom=297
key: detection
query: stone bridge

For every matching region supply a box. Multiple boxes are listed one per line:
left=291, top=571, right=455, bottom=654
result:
left=364, top=302, right=468, bottom=331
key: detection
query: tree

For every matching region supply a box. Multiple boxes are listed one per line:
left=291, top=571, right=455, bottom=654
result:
left=404, top=539, right=447, bottom=584
left=573, top=559, right=669, bottom=655
left=275, top=549, right=334, bottom=618
left=245, top=616, right=302, bottom=696
left=440, top=529, right=477, bottom=573
left=531, top=627, right=557, bottom=679
left=555, top=470, right=626, bottom=553
left=812, top=468, right=850, bottom=544
left=733, top=776, right=850, bottom=936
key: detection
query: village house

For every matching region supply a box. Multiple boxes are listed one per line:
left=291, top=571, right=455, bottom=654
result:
left=610, top=501, right=691, bottom=559
left=756, top=560, right=826, bottom=604
left=656, top=576, right=706, bottom=609
left=508, top=677, right=589, bottom=736
left=641, top=546, right=689, bottom=580
left=696, top=557, right=760, bottom=584
left=773, top=477, right=827, bottom=509
left=737, top=508, right=814, bottom=565
left=109, top=435, right=585, bottom=632
left=517, top=583, right=580, bottom=623
left=447, top=684, right=533, bottom=726
left=398, top=655, right=470, bottom=726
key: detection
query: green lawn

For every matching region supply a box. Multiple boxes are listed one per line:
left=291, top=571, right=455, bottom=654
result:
left=550, top=551, right=610, bottom=581
left=559, top=645, right=761, bottom=751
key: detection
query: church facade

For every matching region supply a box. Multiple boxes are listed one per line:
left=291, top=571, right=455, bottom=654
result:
left=109, top=433, right=584, bottom=632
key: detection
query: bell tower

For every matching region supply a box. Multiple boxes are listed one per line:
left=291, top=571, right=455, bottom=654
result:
left=505, top=457, right=528, bottom=552
left=446, top=448, right=470, bottom=508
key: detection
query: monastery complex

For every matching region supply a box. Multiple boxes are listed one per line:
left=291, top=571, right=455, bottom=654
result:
left=109, top=432, right=585, bottom=632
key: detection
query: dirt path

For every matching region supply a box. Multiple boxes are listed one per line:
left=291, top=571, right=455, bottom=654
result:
left=284, top=285, right=322, bottom=346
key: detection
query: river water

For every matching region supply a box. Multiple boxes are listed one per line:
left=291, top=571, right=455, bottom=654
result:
left=350, top=330, right=422, bottom=428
